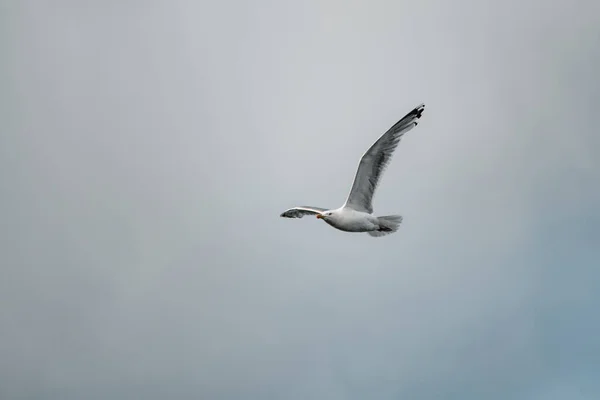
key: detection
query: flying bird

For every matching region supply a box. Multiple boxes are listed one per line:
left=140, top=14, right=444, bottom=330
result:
left=280, top=103, right=425, bottom=237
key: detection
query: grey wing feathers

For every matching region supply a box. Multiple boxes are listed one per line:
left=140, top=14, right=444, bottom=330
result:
left=344, top=103, right=424, bottom=213
left=280, top=206, right=328, bottom=218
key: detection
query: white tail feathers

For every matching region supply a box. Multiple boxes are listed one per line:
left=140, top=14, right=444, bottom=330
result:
left=367, top=215, right=403, bottom=237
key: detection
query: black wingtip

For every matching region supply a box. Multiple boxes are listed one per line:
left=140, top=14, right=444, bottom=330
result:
left=414, top=103, right=425, bottom=119
left=404, top=104, right=424, bottom=122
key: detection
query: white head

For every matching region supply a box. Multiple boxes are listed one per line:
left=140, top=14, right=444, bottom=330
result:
left=316, top=210, right=335, bottom=220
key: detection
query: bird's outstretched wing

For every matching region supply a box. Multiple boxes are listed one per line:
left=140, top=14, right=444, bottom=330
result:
left=280, top=206, right=328, bottom=218
left=343, top=103, right=425, bottom=214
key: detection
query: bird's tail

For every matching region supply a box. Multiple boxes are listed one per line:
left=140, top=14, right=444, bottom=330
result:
left=368, top=215, right=403, bottom=237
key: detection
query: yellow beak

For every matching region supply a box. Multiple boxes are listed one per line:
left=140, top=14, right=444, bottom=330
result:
left=316, top=214, right=324, bottom=219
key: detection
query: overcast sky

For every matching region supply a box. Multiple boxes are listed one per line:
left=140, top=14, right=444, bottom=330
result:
left=2, top=1, right=599, bottom=399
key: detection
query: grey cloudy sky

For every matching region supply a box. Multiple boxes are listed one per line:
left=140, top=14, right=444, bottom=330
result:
left=2, top=0, right=599, bottom=399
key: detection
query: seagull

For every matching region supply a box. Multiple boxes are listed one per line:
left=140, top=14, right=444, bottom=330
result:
left=280, top=103, right=425, bottom=237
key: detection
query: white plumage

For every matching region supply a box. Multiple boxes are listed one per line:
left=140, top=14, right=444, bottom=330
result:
left=280, top=103, right=425, bottom=237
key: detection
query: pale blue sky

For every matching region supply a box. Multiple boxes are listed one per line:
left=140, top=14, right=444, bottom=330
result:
left=1, top=1, right=599, bottom=399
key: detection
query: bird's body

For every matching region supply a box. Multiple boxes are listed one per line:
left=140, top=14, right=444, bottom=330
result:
left=319, top=208, right=379, bottom=233
left=280, top=103, right=425, bottom=237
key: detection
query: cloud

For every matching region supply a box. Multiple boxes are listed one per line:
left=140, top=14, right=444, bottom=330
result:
left=1, top=1, right=599, bottom=399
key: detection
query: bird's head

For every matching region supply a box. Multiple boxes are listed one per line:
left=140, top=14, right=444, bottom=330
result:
left=316, top=211, right=334, bottom=220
